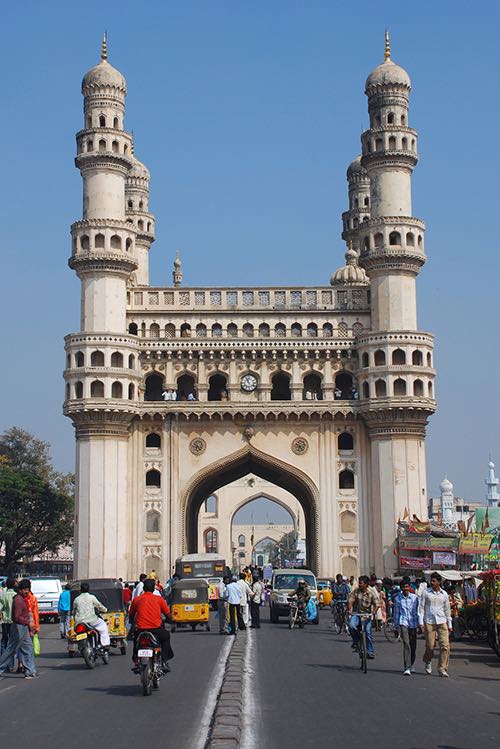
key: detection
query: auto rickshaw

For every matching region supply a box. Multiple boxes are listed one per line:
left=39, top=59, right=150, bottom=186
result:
left=316, top=579, right=333, bottom=608
left=170, top=579, right=210, bottom=632
left=207, top=577, right=221, bottom=610
left=479, top=569, right=500, bottom=657
left=67, top=578, right=127, bottom=657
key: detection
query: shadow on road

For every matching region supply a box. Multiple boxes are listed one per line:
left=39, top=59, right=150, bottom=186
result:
left=85, top=684, right=143, bottom=697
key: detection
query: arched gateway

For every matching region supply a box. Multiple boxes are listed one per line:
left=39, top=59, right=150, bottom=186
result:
left=182, top=446, right=319, bottom=572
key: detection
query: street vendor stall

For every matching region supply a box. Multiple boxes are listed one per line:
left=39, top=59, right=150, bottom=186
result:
left=423, top=570, right=487, bottom=641
left=479, top=569, right=500, bottom=657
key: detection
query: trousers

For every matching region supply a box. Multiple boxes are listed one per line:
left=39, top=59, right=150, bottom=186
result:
left=240, top=602, right=250, bottom=626
left=88, top=618, right=110, bottom=647
left=0, top=624, right=36, bottom=675
left=349, top=614, right=374, bottom=655
left=400, top=626, right=417, bottom=669
left=250, top=601, right=261, bottom=628
left=218, top=600, right=228, bottom=632
left=134, top=627, right=174, bottom=664
left=229, top=604, right=245, bottom=634
left=59, top=612, right=70, bottom=637
left=423, top=623, right=450, bottom=672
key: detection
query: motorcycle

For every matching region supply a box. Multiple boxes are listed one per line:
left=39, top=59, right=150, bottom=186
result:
left=135, top=630, right=163, bottom=696
left=73, top=622, right=109, bottom=668
left=288, top=597, right=306, bottom=629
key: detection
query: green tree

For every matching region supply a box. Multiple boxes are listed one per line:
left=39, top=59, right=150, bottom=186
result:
left=270, top=530, right=298, bottom=567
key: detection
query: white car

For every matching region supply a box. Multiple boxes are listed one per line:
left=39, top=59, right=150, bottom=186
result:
left=30, top=577, right=63, bottom=622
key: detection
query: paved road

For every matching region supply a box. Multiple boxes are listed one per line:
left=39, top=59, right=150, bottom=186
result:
left=1, top=611, right=499, bottom=749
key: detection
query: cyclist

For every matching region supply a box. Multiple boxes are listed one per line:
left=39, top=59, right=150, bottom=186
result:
left=348, top=575, right=379, bottom=659
left=332, top=574, right=350, bottom=623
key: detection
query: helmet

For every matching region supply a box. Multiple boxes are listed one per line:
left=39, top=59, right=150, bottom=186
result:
left=298, top=579, right=306, bottom=585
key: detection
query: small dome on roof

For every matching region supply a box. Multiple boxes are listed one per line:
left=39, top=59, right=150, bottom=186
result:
left=346, top=156, right=368, bottom=181
left=330, top=246, right=369, bottom=286
left=489, top=460, right=495, bottom=470
left=365, top=59, right=410, bottom=92
left=440, top=477, right=454, bottom=493
left=82, top=35, right=126, bottom=95
left=128, top=157, right=150, bottom=181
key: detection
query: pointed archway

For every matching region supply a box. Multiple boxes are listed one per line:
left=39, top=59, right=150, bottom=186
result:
left=181, top=445, right=319, bottom=572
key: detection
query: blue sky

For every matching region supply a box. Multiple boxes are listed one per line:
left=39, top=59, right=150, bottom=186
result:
left=0, top=1, right=499, bottom=503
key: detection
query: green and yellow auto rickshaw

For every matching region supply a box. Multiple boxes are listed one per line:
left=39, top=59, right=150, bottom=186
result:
left=67, top=578, right=127, bottom=656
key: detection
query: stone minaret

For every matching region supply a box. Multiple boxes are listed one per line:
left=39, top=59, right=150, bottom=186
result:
left=439, top=478, right=455, bottom=526
left=355, top=33, right=436, bottom=573
left=125, top=141, right=155, bottom=286
left=341, top=156, right=370, bottom=252
left=65, top=36, right=140, bottom=577
left=486, top=460, right=500, bottom=507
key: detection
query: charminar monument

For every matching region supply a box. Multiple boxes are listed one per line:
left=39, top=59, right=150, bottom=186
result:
left=64, top=33, right=436, bottom=580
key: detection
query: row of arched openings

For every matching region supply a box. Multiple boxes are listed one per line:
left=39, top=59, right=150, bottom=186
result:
left=71, top=381, right=135, bottom=400
left=361, top=379, right=432, bottom=398
left=70, top=350, right=135, bottom=369
left=129, top=321, right=343, bottom=339
left=361, top=349, right=431, bottom=368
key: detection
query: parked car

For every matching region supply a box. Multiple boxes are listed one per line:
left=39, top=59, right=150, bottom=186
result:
left=269, top=568, right=318, bottom=623
left=30, top=577, right=63, bottom=622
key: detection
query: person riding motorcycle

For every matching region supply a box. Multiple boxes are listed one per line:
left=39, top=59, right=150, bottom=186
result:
left=290, top=579, right=311, bottom=614
left=72, top=582, right=110, bottom=649
left=128, top=578, right=174, bottom=673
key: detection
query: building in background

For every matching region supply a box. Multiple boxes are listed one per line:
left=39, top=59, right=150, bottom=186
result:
left=486, top=460, right=500, bottom=507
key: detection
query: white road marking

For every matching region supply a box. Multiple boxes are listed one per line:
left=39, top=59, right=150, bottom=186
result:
left=193, top=636, right=233, bottom=749
left=240, top=630, right=258, bottom=749
left=474, top=690, right=496, bottom=703
left=0, top=685, right=16, bottom=695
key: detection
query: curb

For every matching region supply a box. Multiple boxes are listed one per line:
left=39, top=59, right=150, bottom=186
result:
left=205, top=631, right=248, bottom=749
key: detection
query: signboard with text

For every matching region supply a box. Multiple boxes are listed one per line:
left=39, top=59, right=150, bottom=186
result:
left=432, top=551, right=457, bottom=566
left=458, top=533, right=494, bottom=555
left=400, top=556, right=431, bottom=569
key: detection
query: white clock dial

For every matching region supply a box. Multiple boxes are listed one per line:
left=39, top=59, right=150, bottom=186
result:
left=241, top=374, right=258, bottom=392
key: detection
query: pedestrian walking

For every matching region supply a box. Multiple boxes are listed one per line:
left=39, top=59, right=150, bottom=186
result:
left=250, top=574, right=263, bottom=628
left=418, top=572, right=452, bottom=678
left=393, top=576, right=419, bottom=675
left=0, top=578, right=17, bottom=671
left=58, top=584, right=71, bottom=639
left=218, top=576, right=229, bottom=634
left=226, top=578, right=244, bottom=635
left=237, top=573, right=252, bottom=628
left=0, top=579, right=39, bottom=678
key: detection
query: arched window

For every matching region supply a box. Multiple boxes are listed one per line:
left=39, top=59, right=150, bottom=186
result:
left=195, top=323, right=207, bottom=337
left=86, top=139, right=93, bottom=152
left=99, top=115, right=106, bottom=127
left=375, top=138, right=383, bottom=152
left=180, top=323, right=191, bottom=338
left=364, top=196, right=369, bottom=207
left=374, top=232, right=384, bottom=249
left=90, top=380, right=104, bottom=397
left=238, top=534, right=246, bottom=547
left=291, top=323, right=302, bottom=337
left=389, top=231, right=401, bottom=246
left=177, top=373, right=196, bottom=400
left=388, top=135, right=396, bottom=150
left=128, top=354, right=135, bottom=368
left=90, top=350, right=105, bottom=367
left=364, top=236, right=370, bottom=251
left=128, top=383, right=135, bottom=400
left=375, top=379, right=387, bottom=397
left=137, top=220, right=144, bottom=231
left=128, top=199, right=133, bottom=209
left=352, top=322, right=363, bottom=337
left=150, top=323, right=160, bottom=339
left=338, top=432, right=354, bottom=451
left=98, top=139, right=106, bottom=152
left=75, top=351, right=84, bottom=367
left=75, top=381, right=83, bottom=399
left=339, top=470, right=355, bottom=490
left=227, top=323, right=238, bottom=337
left=243, top=323, right=254, bottom=338
left=113, top=116, right=119, bottom=129
left=211, top=323, right=223, bottom=338
left=205, top=495, right=217, bottom=514
left=141, top=322, right=146, bottom=338
left=338, top=322, right=348, bottom=338
left=144, top=373, right=164, bottom=401
left=112, top=140, right=119, bottom=153
left=354, top=198, right=359, bottom=208
left=271, top=371, right=291, bottom=400
left=427, top=352, right=432, bottom=367
left=340, top=510, right=356, bottom=534
left=418, top=234, right=423, bottom=247
left=334, top=372, right=355, bottom=399
left=387, top=112, right=395, bottom=124
left=110, top=234, right=121, bottom=250
left=394, top=378, right=407, bottom=396
left=146, top=433, right=161, bottom=449
left=111, top=351, right=123, bottom=367
left=402, top=137, right=408, bottom=151
left=401, top=114, right=406, bottom=125
left=428, top=381, right=433, bottom=397
left=413, top=379, right=424, bottom=396
left=374, top=349, right=386, bottom=366
left=146, top=511, right=160, bottom=534
left=259, top=323, right=270, bottom=337
left=205, top=529, right=218, bottom=554
left=165, top=323, right=176, bottom=338
left=342, top=556, right=358, bottom=579
left=406, top=232, right=414, bottom=246
left=307, top=322, right=318, bottom=337
left=362, top=382, right=370, bottom=399
left=303, top=373, right=323, bottom=401
left=412, top=350, right=423, bottom=366
left=322, top=323, right=333, bottom=338
left=111, top=381, right=122, bottom=398
left=392, top=349, right=406, bottom=365
left=274, top=323, right=286, bottom=337
left=94, top=233, right=105, bottom=249
left=208, top=373, right=227, bottom=402
left=139, top=201, right=144, bottom=210
left=362, top=353, right=369, bottom=368
left=128, top=322, right=138, bottom=335
left=145, top=469, right=161, bottom=488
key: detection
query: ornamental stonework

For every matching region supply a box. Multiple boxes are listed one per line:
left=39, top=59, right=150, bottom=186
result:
left=291, top=437, right=308, bottom=455
left=189, top=437, right=206, bottom=455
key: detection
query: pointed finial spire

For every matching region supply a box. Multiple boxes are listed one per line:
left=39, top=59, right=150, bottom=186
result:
left=384, top=29, right=391, bottom=62
left=173, top=250, right=183, bottom=286
left=348, top=239, right=353, bottom=251
left=131, top=130, right=135, bottom=156
left=101, top=32, right=108, bottom=62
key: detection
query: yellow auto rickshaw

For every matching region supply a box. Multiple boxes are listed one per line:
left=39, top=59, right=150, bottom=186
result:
left=317, top=579, right=333, bottom=608
left=170, top=579, right=210, bottom=632
left=67, top=578, right=127, bottom=657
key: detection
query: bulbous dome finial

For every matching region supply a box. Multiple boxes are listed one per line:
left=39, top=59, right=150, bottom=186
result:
left=82, top=33, right=127, bottom=95
left=330, top=242, right=369, bottom=286
left=440, top=476, right=454, bottom=493
left=365, top=31, right=411, bottom=92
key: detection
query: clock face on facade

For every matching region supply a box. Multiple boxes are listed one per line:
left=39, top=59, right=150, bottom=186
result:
left=241, top=374, right=258, bottom=392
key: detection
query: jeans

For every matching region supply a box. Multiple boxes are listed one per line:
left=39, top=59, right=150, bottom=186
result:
left=0, top=624, right=36, bottom=675
left=59, top=612, right=70, bottom=637
left=134, top=627, right=173, bottom=664
left=0, top=624, right=14, bottom=670
left=250, top=601, right=261, bottom=628
left=349, top=614, right=374, bottom=655
left=400, top=626, right=417, bottom=669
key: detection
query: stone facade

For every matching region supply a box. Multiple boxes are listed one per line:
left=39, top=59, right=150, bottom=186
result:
left=64, top=35, right=436, bottom=581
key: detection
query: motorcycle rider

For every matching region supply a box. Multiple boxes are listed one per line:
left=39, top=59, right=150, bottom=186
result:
left=289, top=578, right=310, bottom=622
left=72, top=582, right=110, bottom=649
left=129, top=578, right=174, bottom=673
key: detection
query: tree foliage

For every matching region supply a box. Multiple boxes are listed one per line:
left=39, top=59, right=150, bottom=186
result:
left=0, top=427, right=74, bottom=571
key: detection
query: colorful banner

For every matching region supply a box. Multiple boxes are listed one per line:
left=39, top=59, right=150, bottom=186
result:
left=409, top=521, right=431, bottom=534
left=399, top=535, right=458, bottom=551
left=459, top=533, right=494, bottom=555
left=400, top=556, right=431, bottom=569
left=432, top=551, right=456, bottom=566
left=476, top=508, right=500, bottom=533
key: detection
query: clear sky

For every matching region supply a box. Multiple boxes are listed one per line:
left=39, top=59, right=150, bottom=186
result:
left=233, top=497, right=293, bottom=526
left=0, top=1, right=499, bottom=503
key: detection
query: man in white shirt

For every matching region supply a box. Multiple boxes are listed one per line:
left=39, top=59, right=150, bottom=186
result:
left=226, top=578, right=245, bottom=635
left=418, top=572, right=452, bottom=677
left=237, top=573, right=253, bottom=628
left=217, top=576, right=229, bottom=634
left=132, top=574, right=147, bottom=600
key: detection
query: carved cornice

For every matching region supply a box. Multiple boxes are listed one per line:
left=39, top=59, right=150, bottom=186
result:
left=137, top=401, right=359, bottom=422
left=360, top=251, right=425, bottom=276
left=356, top=331, right=434, bottom=347
left=358, top=400, right=435, bottom=439
left=69, top=253, right=137, bottom=276
left=71, top=219, right=137, bottom=232
left=69, top=409, right=134, bottom=438
left=361, top=152, right=417, bottom=170
left=75, top=152, right=131, bottom=174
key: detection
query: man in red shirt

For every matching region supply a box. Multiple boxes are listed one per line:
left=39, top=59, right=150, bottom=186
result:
left=128, top=579, right=174, bottom=671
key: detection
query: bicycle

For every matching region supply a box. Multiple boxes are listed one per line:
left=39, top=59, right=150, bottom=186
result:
left=383, top=613, right=400, bottom=643
left=354, top=613, right=373, bottom=674
left=332, top=599, right=349, bottom=635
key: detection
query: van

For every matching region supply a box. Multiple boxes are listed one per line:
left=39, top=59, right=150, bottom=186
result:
left=30, top=577, right=63, bottom=622
left=269, top=568, right=318, bottom=624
